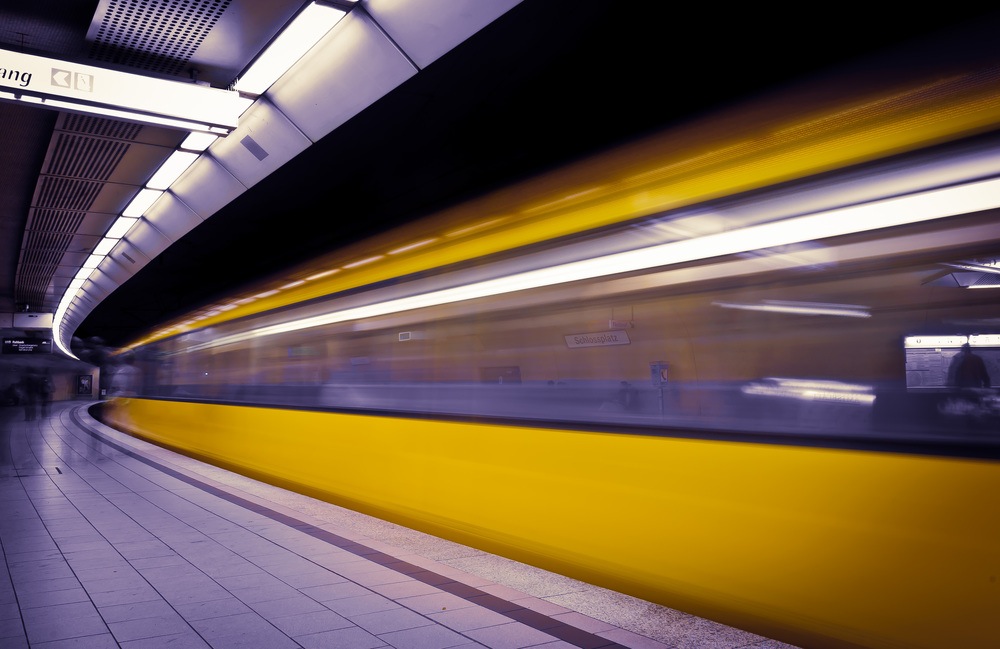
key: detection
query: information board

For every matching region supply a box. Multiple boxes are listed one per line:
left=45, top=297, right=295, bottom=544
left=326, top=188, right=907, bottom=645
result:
left=2, top=337, right=52, bottom=354
left=904, top=334, right=999, bottom=388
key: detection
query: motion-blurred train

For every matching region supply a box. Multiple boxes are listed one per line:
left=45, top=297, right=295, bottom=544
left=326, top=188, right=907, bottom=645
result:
left=99, top=34, right=1000, bottom=649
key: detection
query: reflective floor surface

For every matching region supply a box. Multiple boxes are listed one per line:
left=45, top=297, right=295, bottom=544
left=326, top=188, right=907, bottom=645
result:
left=0, top=401, right=799, bottom=649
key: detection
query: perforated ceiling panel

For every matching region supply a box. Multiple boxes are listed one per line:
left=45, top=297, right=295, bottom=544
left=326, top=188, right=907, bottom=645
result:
left=88, top=0, right=233, bottom=78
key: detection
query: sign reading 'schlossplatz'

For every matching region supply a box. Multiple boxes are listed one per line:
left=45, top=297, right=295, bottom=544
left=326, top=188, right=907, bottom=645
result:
left=0, top=47, right=240, bottom=133
left=564, top=330, right=631, bottom=348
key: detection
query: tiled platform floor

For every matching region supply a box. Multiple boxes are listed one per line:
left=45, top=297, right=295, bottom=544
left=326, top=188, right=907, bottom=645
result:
left=1, top=401, right=799, bottom=649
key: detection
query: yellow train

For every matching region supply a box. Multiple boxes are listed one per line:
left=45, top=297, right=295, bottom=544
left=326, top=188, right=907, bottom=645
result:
left=101, top=39, right=1000, bottom=649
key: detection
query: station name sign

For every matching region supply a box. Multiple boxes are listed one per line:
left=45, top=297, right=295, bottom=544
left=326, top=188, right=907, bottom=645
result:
left=564, top=330, right=631, bottom=348
left=0, top=47, right=240, bottom=134
left=2, top=337, right=52, bottom=354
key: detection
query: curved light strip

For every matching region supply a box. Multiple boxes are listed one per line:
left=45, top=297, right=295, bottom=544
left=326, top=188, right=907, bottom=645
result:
left=177, top=175, right=1000, bottom=353
left=51, top=2, right=356, bottom=358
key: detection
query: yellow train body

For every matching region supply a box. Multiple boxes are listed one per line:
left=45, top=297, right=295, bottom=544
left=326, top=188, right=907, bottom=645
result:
left=104, top=398, right=1000, bottom=649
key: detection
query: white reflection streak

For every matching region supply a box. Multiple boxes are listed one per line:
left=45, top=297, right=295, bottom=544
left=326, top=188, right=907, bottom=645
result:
left=742, top=378, right=876, bottom=405
left=713, top=300, right=871, bottom=318
left=181, top=176, right=1000, bottom=353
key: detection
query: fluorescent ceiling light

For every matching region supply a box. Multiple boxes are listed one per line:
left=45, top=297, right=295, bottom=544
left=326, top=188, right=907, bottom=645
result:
left=82, top=254, right=103, bottom=269
left=93, top=238, right=117, bottom=256
left=123, top=188, right=163, bottom=217
left=177, top=174, right=1000, bottom=352
left=181, top=132, right=218, bottom=152
left=106, top=217, right=139, bottom=239
left=146, top=151, right=199, bottom=190
left=234, top=2, right=348, bottom=96
left=74, top=268, right=93, bottom=281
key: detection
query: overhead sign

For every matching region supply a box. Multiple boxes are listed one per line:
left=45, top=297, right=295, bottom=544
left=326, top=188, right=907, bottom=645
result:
left=564, top=330, right=631, bottom=348
left=13, top=312, right=53, bottom=329
left=2, top=337, right=52, bottom=354
left=0, top=47, right=240, bottom=134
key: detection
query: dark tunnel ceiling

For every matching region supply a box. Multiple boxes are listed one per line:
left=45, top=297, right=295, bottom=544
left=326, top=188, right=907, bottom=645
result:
left=75, top=2, right=1000, bottom=347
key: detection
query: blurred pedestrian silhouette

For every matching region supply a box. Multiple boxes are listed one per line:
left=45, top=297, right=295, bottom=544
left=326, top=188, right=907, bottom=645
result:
left=19, top=367, right=42, bottom=421
left=109, top=353, right=141, bottom=396
left=618, top=380, right=638, bottom=411
left=40, top=368, right=53, bottom=417
left=948, top=343, right=991, bottom=389
left=941, top=343, right=993, bottom=428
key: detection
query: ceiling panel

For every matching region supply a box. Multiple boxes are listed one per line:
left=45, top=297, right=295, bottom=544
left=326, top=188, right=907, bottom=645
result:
left=80, top=280, right=109, bottom=305
left=210, top=97, right=312, bottom=189
left=168, top=154, right=247, bottom=219
left=144, top=194, right=205, bottom=243
left=96, top=252, right=133, bottom=286
left=105, top=237, right=152, bottom=278
left=266, top=9, right=417, bottom=143
left=364, top=0, right=521, bottom=69
left=126, top=218, right=173, bottom=262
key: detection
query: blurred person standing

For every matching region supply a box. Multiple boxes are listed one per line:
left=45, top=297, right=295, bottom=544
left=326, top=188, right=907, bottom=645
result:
left=109, top=353, right=141, bottom=396
left=40, top=368, right=54, bottom=417
left=948, top=343, right=991, bottom=389
left=19, top=367, right=42, bottom=421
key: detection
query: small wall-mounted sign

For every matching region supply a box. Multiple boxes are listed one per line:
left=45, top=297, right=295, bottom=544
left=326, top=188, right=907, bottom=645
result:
left=564, top=330, right=631, bottom=348
left=650, top=361, right=669, bottom=386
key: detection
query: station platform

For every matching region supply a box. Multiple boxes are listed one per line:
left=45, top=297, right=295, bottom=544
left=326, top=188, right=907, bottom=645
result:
left=1, top=401, right=799, bottom=649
